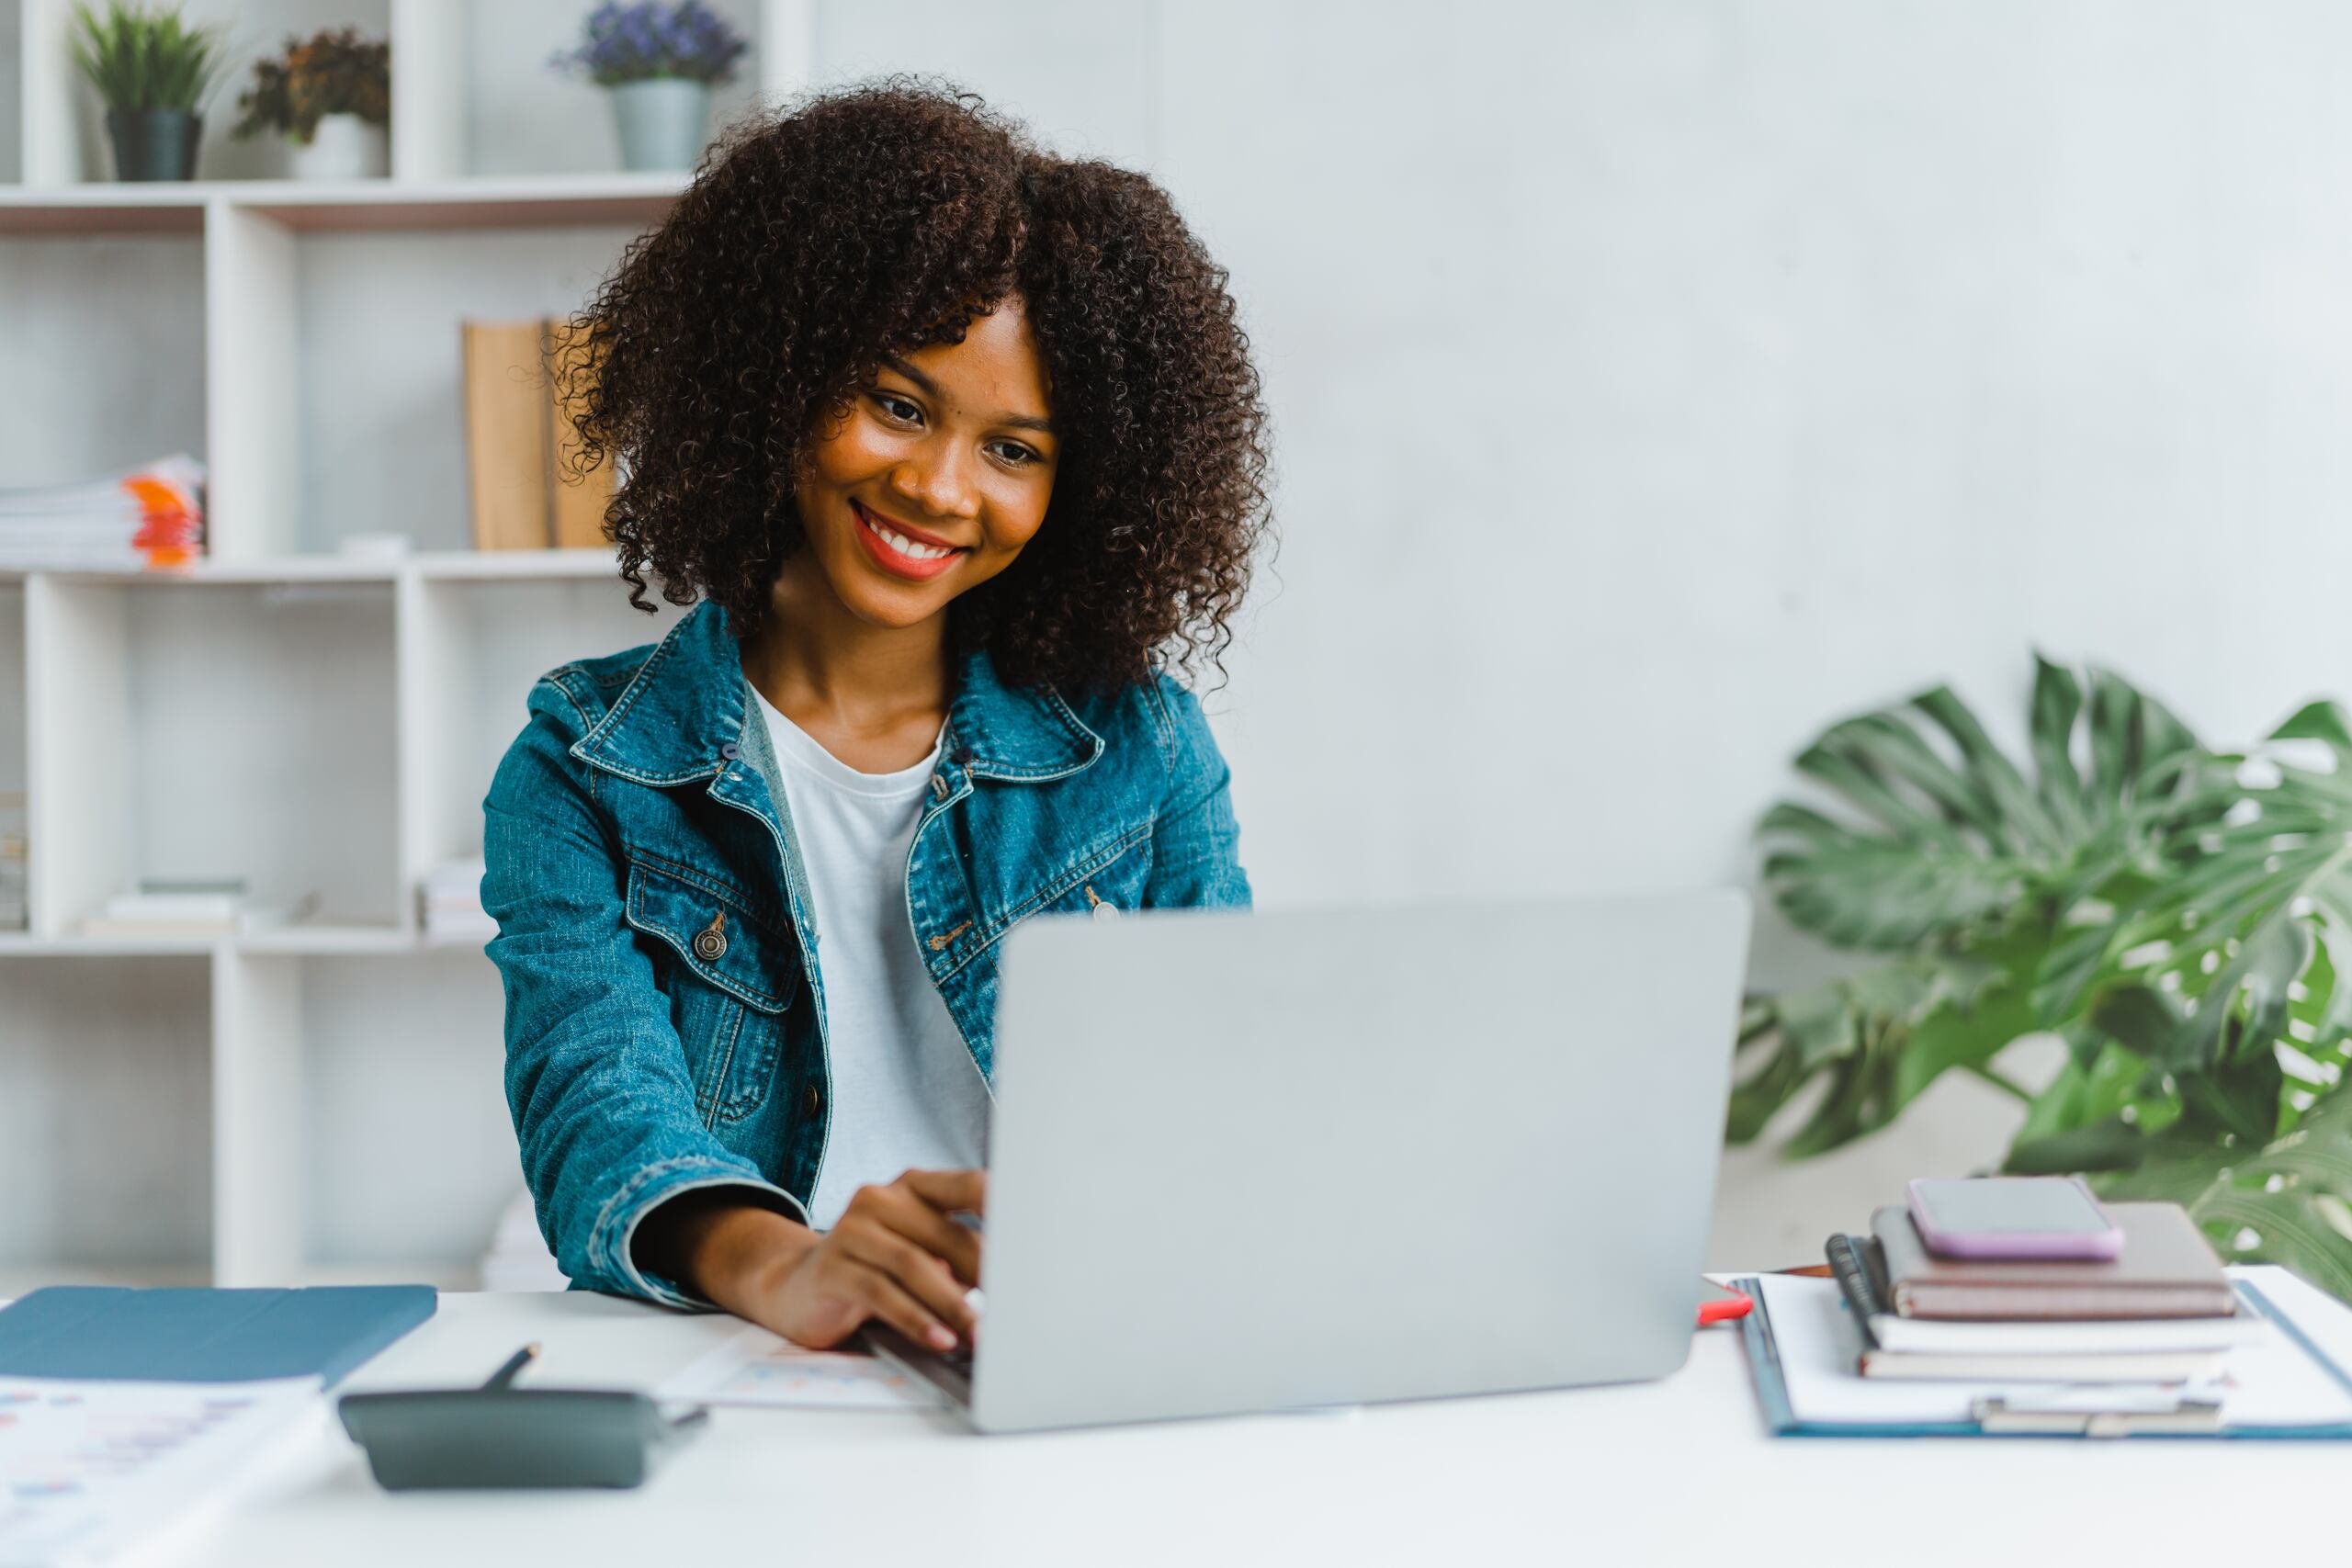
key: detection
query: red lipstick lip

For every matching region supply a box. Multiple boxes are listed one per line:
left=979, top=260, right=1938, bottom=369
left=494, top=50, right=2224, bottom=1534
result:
left=851, top=499, right=967, bottom=582
left=852, top=499, right=966, bottom=551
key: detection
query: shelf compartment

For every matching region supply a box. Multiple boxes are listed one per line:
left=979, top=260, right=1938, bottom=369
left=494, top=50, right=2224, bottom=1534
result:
left=448, top=0, right=769, bottom=179
left=205, top=211, right=656, bottom=559
left=0, top=231, right=205, bottom=489
left=0, top=953, right=213, bottom=1280
left=27, top=575, right=401, bottom=940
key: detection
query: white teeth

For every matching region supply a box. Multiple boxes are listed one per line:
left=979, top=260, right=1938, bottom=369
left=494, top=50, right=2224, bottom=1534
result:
left=861, top=507, right=955, bottom=561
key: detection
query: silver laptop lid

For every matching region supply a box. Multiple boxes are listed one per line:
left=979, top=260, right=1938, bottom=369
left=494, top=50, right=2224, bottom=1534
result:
left=969, top=891, right=1750, bottom=1432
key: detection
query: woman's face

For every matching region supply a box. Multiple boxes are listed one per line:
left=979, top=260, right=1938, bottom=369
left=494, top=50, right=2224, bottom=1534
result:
left=791, top=299, right=1058, bottom=629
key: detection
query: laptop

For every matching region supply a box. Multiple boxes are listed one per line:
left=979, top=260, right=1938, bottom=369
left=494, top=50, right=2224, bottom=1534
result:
left=866, top=891, right=1750, bottom=1432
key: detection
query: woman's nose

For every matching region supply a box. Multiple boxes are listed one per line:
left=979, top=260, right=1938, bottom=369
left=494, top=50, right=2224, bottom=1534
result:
left=889, top=444, right=978, bottom=519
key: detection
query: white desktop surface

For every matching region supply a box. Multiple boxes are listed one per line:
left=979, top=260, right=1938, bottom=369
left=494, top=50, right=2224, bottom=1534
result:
left=183, top=1288, right=2337, bottom=1567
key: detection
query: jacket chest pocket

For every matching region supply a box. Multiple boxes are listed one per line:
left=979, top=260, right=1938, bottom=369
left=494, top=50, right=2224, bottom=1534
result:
left=625, top=856, right=798, bottom=1127
left=1003, top=821, right=1153, bottom=930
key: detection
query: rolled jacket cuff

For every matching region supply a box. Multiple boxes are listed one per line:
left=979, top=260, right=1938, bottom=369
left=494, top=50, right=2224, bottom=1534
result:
left=587, top=1156, right=810, bottom=1310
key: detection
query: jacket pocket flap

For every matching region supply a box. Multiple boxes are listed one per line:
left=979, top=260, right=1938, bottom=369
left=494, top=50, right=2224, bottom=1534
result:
left=625, top=858, right=797, bottom=1014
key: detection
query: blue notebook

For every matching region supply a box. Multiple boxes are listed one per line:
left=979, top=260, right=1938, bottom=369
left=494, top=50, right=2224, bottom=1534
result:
left=1737, top=1269, right=2352, bottom=1439
left=0, top=1286, right=435, bottom=1387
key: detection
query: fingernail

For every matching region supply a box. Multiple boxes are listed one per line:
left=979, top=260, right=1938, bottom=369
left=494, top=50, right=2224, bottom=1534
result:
left=964, top=1287, right=987, bottom=1317
left=929, top=1325, right=957, bottom=1351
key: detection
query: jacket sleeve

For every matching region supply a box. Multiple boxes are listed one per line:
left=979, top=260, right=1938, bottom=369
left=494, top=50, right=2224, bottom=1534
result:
left=1140, top=673, right=1253, bottom=910
left=481, top=675, right=806, bottom=1308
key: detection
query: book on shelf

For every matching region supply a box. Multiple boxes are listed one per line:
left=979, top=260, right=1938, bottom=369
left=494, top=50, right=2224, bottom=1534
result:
left=0, top=456, right=205, bottom=569
left=461, top=318, right=615, bottom=553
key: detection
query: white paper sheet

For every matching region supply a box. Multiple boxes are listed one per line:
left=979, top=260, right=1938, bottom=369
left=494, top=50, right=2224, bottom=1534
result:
left=0, top=1376, right=323, bottom=1567
left=1757, top=1265, right=2352, bottom=1430
left=656, top=1326, right=941, bottom=1411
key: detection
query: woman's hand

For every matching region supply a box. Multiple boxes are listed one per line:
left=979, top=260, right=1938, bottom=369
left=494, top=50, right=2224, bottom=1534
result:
left=660, top=1169, right=986, bottom=1350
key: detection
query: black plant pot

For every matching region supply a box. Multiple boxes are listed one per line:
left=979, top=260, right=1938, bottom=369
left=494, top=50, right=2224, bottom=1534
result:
left=106, top=108, right=201, bottom=182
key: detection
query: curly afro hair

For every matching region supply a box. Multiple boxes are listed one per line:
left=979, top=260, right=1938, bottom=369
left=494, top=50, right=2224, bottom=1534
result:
left=558, top=78, right=1272, bottom=694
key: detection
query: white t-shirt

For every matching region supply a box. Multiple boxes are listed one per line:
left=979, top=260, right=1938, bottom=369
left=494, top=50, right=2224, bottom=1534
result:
left=752, top=689, right=990, bottom=1230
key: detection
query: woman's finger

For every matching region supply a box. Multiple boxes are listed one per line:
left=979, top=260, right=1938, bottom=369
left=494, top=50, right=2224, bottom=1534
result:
left=866, top=1184, right=982, bottom=1284
left=900, top=1167, right=987, bottom=1216
left=847, top=1259, right=959, bottom=1352
left=837, top=1220, right=978, bottom=1337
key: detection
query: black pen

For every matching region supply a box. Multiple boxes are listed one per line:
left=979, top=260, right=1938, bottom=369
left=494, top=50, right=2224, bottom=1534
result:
left=481, top=1342, right=541, bottom=1391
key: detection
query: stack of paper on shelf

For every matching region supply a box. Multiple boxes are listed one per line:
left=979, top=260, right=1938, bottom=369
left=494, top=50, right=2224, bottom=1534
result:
left=462, top=319, right=615, bottom=551
left=1826, top=1202, right=2248, bottom=1382
left=80, top=878, right=302, bottom=938
left=0, top=455, right=205, bottom=568
left=420, top=856, right=495, bottom=944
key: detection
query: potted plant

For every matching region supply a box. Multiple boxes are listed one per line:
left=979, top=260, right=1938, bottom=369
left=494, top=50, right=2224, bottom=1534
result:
left=549, top=2, right=750, bottom=174
left=1735, top=656, right=2352, bottom=1299
left=71, top=0, right=225, bottom=183
left=232, top=28, right=392, bottom=182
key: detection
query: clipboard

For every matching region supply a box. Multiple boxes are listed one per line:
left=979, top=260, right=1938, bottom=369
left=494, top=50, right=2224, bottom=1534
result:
left=1736, top=1271, right=2352, bottom=1439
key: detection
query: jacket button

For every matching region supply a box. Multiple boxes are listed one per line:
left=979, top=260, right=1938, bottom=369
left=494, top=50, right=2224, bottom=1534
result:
left=719, top=742, right=739, bottom=761
left=693, top=912, right=728, bottom=962
left=803, top=1083, right=825, bottom=1119
left=952, top=746, right=974, bottom=764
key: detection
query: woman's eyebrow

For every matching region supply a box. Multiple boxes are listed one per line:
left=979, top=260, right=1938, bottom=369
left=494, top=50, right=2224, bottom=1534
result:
left=880, top=355, right=1055, bottom=434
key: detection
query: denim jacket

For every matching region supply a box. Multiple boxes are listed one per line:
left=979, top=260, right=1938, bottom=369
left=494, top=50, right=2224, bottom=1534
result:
left=481, top=600, right=1250, bottom=1306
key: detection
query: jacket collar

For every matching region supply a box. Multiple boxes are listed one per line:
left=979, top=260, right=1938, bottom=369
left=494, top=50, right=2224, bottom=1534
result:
left=571, top=601, right=1102, bottom=785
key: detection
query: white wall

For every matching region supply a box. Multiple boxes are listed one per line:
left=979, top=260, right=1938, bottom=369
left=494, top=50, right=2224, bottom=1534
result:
left=1140, top=0, right=2352, bottom=1258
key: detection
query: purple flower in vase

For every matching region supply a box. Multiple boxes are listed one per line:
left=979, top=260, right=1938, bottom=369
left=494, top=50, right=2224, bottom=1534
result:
left=548, top=1, right=749, bottom=86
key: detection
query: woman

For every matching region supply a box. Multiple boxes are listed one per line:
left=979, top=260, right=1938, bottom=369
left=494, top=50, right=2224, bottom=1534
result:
left=482, top=82, right=1269, bottom=1354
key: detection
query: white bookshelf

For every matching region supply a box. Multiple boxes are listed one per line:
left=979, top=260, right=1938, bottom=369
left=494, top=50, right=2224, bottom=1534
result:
left=0, top=0, right=805, bottom=1289
left=0, top=0, right=1156, bottom=1292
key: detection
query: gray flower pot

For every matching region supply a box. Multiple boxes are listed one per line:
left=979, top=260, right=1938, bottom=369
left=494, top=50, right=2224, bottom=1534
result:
left=106, top=107, right=200, bottom=182
left=610, top=78, right=711, bottom=173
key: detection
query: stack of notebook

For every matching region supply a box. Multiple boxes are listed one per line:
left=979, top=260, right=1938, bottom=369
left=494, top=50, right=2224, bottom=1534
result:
left=1825, top=1202, right=2256, bottom=1382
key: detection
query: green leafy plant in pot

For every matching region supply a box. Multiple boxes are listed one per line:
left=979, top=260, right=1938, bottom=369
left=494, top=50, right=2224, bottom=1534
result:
left=1735, top=656, right=2352, bottom=1299
left=232, top=28, right=392, bottom=182
left=72, top=0, right=225, bottom=182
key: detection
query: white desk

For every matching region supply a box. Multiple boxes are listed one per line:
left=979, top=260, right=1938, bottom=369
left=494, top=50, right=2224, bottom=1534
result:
left=186, top=1289, right=2335, bottom=1567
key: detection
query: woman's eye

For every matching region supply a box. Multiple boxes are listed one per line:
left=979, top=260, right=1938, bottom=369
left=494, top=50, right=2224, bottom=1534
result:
left=988, top=441, right=1039, bottom=468
left=873, top=392, right=922, bottom=424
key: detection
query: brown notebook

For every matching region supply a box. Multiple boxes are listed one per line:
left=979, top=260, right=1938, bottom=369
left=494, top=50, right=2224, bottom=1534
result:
left=541, top=317, right=614, bottom=550
left=1871, top=1202, right=2233, bottom=1320
left=462, top=320, right=553, bottom=550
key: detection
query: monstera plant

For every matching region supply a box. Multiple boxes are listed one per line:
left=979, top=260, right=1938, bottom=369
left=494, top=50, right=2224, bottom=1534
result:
left=1734, top=657, right=2352, bottom=1299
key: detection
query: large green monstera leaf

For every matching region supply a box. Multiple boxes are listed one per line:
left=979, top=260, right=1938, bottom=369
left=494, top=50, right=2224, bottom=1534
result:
left=1737, top=662, right=2352, bottom=1297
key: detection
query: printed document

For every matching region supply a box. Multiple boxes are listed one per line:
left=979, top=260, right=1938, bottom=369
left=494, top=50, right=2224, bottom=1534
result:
left=0, top=1377, right=322, bottom=1567
left=658, top=1325, right=939, bottom=1411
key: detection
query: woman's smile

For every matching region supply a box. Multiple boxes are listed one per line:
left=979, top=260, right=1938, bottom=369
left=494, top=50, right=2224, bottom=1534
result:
left=850, top=497, right=970, bottom=581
